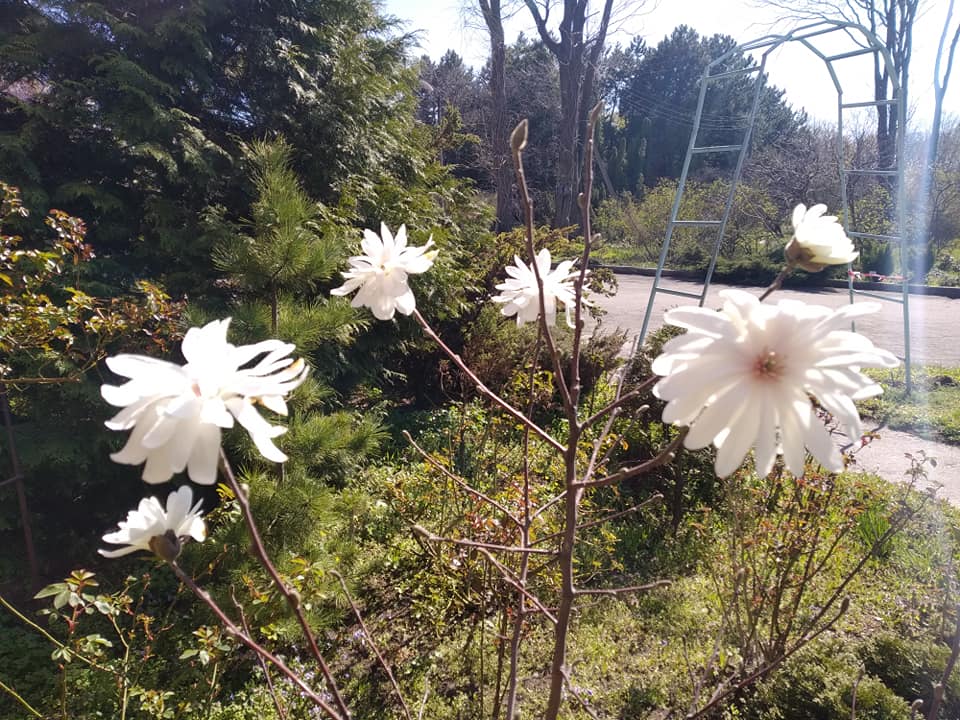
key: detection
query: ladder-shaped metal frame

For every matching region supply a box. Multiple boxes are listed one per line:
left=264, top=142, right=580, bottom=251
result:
left=635, top=20, right=911, bottom=391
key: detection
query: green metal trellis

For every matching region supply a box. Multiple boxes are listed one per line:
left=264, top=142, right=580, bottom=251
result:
left=635, top=19, right=911, bottom=392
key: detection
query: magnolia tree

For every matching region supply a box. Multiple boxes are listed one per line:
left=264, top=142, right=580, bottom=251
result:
left=85, top=112, right=903, bottom=720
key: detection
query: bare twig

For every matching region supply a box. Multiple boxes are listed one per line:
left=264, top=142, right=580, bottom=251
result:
left=579, top=431, right=686, bottom=489
left=510, top=119, right=573, bottom=413
left=231, top=588, right=287, bottom=720
left=926, top=603, right=960, bottom=720
left=0, top=677, right=42, bottom=717
left=581, top=377, right=655, bottom=429
left=533, top=494, right=664, bottom=547
left=412, top=524, right=556, bottom=555
left=403, top=431, right=521, bottom=527
left=560, top=667, right=601, bottom=720
left=411, top=309, right=565, bottom=454
left=168, top=561, right=343, bottom=720
left=331, top=571, right=412, bottom=720
left=218, top=451, right=350, bottom=718
left=758, top=264, right=792, bottom=302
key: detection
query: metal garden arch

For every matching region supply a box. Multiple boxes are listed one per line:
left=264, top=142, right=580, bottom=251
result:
left=635, top=19, right=911, bottom=391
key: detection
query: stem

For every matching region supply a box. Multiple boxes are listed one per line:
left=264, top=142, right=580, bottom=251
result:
left=331, top=571, right=412, bottom=720
left=233, top=589, right=287, bottom=720
left=411, top=309, right=564, bottom=453
left=218, top=451, right=350, bottom=718
left=925, top=603, right=960, bottom=720
left=504, top=335, right=540, bottom=720
left=0, top=596, right=113, bottom=675
left=758, top=264, right=793, bottom=302
left=0, top=677, right=42, bottom=717
left=510, top=121, right=573, bottom=413
left=168, top=561, right=344, bottom=720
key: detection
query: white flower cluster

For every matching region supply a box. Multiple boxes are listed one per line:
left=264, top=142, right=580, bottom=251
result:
left=652, top=290, right=897, bottom=477
left=99, top=318, right=308, bottom=559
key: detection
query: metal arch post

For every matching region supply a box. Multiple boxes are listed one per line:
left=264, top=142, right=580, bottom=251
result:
left=896, top=77, right=911, bottom=394
left=636, top=51, right=715, bottom=346
left=700, top=56, right=770, bottom=304
left=633, top=19, right=913, bottom=391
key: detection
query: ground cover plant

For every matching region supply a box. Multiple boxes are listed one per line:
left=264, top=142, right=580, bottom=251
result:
left=860, top=365, right=960, bottom=445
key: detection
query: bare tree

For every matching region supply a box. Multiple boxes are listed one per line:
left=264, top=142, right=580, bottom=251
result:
left=757, top=0, right=919, bottom=182
left=918, top=0, right=960, bottom=259
left=520, top=0, right=617, bottom=229
left=478, top=0, right=516, bottom=230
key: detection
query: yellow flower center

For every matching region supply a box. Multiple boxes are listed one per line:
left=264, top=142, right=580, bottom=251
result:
left=753, top=350, right=782, bottom=380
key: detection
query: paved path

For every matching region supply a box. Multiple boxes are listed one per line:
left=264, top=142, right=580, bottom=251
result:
left=595, top=275, right=960, bottom=366
left=594, top=274, right=960, bottom=500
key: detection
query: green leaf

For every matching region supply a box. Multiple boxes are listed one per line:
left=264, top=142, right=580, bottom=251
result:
left=34, top=582, right=67, bottom=600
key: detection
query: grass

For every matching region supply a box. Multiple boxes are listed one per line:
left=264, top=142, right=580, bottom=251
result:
left=861, top=364, right=960, bottom=445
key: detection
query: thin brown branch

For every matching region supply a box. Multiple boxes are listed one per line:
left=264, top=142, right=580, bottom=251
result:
left=411, top=308, right=565, bottom=454
left=231, top=588, right=287, bottom=720
left=579, top=431, right=687, bottom=489
left=925, top=603, right=960, bottom=720
left=560, top=667, right=601, bottom=720
left=168, top=562, right=342, bottom=720
left=474, top=546, right=558, bottom=625
left=331, top=571, right=412, bottom=720
left=576, top=580, right=671, bottom=597
left=569, top=102, right=604, bottom=412
left=687, top=600, right=850, bottom=719
left=530, top=489, right=567, bottom=522
left=412, top=525, right=556, bottom=555
left=533, top=494, right=664, bottom=547
left=403, top=431, right=521, bottom=527
left=581, top=374, right=657, bottom=428
left=510, top=120, right=574, bottom=413
left=218, top=451, right=350, bottom=718
left=758, top=264, right=793, bottom=302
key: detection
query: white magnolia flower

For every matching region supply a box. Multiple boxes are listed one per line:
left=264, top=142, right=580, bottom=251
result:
left=102, top=319, right=309, bottom=485
left=331, top=223, right=436, bottom=320
left=652, top=289, right=898, bottom=478
left=786, top=203, right=859, bottom=270
left=99, top=486, right=206, bottom=559
left=492, top=248, right=581, bottom=327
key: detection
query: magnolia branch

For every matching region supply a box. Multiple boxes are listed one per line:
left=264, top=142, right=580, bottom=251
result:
left=579, top=431, right=687, bottom=489
left=218, top=451, right=350, bottom=718
left=412, top=308, right=565, bottom=453
left=403, top=430, right=521, bottom=527
left=510, top=119, right=573, bottom=412
left=168, top=561, right=343, bottom=720
left=232, top=588, right=287, bottom=720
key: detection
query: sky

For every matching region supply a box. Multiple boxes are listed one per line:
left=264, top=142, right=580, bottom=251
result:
left=381, top=0, right=959, bottom=128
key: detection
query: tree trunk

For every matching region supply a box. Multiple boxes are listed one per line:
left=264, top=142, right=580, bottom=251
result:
left=523, top=0, right=616, bottom=230
left=919, top=1, right=960, bottom=271
left=479, top=0, right=514, bottom=231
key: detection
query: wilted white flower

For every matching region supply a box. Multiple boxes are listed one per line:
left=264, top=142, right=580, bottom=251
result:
left=99, top=486, right=206, bottom=560
left=786, top=203, right=858, bottom=270
left=331, top=223, right=436, bottom=320
left=652, top=289, right=898, bottom=478
left=102, top=319, right=308, bottom=485
left=492, top=248, right=581, bottom=327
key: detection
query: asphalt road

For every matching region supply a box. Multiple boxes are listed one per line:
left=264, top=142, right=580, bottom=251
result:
left=594, top=274, right=960, bottom=367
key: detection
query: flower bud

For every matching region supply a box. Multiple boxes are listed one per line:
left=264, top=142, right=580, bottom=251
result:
left=149, top=529, right=182, bottom=563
